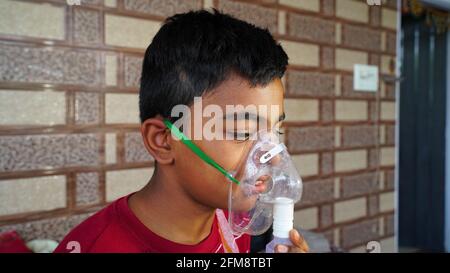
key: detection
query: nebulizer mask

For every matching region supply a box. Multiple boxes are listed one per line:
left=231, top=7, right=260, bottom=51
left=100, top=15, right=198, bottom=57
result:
left=164, top=120, right=303, bottom=241
left=226, top=130, right=303, bottom=237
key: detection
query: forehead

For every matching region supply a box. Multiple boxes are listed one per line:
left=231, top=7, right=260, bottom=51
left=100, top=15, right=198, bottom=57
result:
left=201, top=75, right=285, bottom=114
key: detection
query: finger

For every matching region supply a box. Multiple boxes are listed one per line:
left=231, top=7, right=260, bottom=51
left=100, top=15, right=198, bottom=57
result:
left=287, top=246, right=306, bottom=253
left=289, top=229, right=309, bottom=252
left=275, top=244, right=308, bottom=253
left=274, top=244, right=289, bottom=253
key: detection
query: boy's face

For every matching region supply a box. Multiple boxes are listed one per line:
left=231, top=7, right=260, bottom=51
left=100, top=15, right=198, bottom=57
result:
left=171, top=75, right=285, bottom=210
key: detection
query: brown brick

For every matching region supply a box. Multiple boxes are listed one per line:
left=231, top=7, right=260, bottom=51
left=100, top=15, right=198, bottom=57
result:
left=124, top=54, right=143, bottom=88
left=322, top=0, right=335, bottom=16
left=75, top=92, right=101, bottom=125
left=287, top=71, right=335, bottom=97
left=125, top=132, right=154, bottom=163
left=369, top=101, right=379, bottom=121
left=385, top=82, right=396, bottom=99
left=0, top=134, right=101, bottom=172
left=342, top=75, right=376, bottom=98
left=73, top=7, right=101, bottom=45
left=288, top=126, right=335, bottom=153
left=321, top=99, right=333, bottom=123
left=76, top=172, right=100, bottom=206
left=385, top=214, right=395, bottom=235
left=368, top=195, right=379, bottom=216
left=0, top=44, right=101, bottom=86
left=342, top=125, right=378, bottom=148
left=369, top=53, right=381, bottom=66
left=385, top=169, right=395, bottom=190
left=322, top=229, right=335, bottom=245
left=81, top=0, right=103, bottom=5
left=342, top=24, right=382, bottom=51
left=341, top=218, right=379, bottom=248
left=288, top=13, right=335, bottom=44
left=321, top=46, right=335, bottom=69
left=320, top=204, right=333, bottom=228
left=256, top=0, right=277, bottom=4
left=386, top=32, right=397, bottom=54
left=369, top=148, right=380, bottom=168
left=123, top=0, right=202, bottom=17
left=298, top=178, right=335, bottom=206
left=0, top=213, right=94, bottom=242
left=321, top=152, right=333, bottom=175
left=218, top=0, right=278, bottom=34
left=341, top=172, right=379, bottom=198
left=385, top=0, right=398, bottom=9
left=370, top=6, right=381, bottom=27
left=386, top=124, right=395, bottom=145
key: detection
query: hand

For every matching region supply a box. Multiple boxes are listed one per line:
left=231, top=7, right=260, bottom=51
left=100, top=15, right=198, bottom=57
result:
left=275, top=229, right=309, bottom=253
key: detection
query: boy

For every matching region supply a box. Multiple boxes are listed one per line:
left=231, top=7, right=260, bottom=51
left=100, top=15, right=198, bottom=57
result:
left=55, top=10, right=308, bottom=253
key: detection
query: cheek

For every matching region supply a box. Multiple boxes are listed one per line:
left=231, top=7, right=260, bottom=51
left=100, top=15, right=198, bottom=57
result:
left=213, top=142, right=247, bottom=171
left=185, top=164, right=230, bottom=209
left=175, top=142, right=245, bottom=209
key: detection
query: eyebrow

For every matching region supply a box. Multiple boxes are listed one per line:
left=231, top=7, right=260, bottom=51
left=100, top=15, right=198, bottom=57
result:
left=223, top=111, right=286, bottom=123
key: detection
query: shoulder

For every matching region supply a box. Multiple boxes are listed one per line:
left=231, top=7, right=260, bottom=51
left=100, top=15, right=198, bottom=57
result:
left=54, top=197, right=143, bottom=253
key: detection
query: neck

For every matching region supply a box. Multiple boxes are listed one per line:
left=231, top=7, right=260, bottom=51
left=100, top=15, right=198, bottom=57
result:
left=129, top=167, right=216, bottom=245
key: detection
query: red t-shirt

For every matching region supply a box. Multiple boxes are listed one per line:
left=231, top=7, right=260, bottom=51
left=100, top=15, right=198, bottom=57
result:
left=54, top=194, right=250, bottom=253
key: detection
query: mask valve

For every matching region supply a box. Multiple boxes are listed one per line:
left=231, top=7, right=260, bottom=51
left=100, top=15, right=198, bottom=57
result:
left=260, top=143, right=285, bottom=164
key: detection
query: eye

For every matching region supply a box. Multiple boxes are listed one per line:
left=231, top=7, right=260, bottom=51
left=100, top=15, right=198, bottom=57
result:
left=275, top=128, right=284, bottom=135
left=232, top=132, right=251, bottom=142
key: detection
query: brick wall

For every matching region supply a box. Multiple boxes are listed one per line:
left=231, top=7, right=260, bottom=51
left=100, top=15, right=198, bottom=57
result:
left=0, top=0, right=398, bottom=252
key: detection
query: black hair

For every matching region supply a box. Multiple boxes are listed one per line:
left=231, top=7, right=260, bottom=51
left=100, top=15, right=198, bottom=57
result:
left=139, top=9, right=288, bottom=122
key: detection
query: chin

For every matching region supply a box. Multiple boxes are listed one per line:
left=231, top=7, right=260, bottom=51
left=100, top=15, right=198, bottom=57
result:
left=231, top=196, right=259, bottom=212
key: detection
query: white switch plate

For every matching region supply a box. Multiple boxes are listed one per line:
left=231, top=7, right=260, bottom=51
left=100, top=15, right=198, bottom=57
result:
left=353, top=64, right=379, bottom=92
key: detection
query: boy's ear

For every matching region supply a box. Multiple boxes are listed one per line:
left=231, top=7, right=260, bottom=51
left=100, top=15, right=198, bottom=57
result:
left=141, top=117, right=174, bottom=165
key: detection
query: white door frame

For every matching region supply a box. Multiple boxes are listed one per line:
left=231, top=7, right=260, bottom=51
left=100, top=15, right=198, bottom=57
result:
left=445, top=25, right=450, bottom=253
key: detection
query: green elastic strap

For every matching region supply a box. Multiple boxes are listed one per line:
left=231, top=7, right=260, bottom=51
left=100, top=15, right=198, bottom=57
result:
left=163, top=119, right=240, bottom=185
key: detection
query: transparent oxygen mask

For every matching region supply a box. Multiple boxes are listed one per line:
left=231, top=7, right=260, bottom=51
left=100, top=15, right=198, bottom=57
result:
left=227, top=130, right=302, bottom=236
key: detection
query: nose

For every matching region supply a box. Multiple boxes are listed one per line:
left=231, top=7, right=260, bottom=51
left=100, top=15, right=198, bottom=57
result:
left=268, top=153, right=281, bottom=166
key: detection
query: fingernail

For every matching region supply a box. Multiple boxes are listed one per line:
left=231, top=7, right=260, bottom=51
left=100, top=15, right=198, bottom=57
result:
left=291, top=229, right=301, bottom=241
left=277, top=245, right=288, bottom=253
